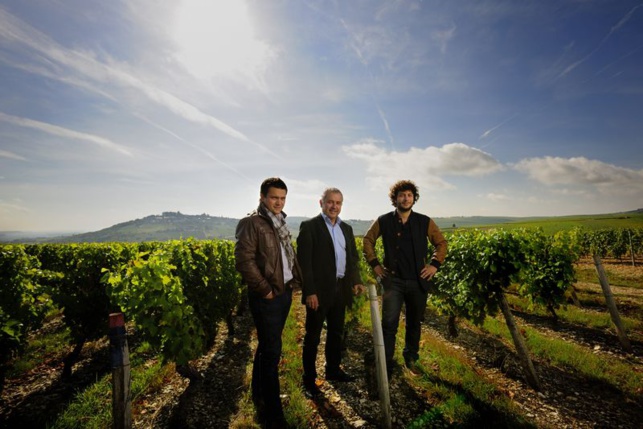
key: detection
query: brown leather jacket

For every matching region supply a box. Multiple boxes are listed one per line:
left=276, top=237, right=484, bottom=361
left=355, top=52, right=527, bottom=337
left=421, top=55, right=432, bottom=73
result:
left=234, top=210, right=302, bottom=298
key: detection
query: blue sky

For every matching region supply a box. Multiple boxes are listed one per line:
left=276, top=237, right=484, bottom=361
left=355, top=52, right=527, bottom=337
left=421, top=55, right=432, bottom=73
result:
left=1, top=0, right=642, bottom=232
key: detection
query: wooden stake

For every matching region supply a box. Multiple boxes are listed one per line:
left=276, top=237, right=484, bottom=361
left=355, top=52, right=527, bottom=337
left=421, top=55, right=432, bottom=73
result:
left=369, top=282, right=392, bottom=429
left=109, top=313, right=131, bottom=429
left=498, top=292, right=542, bottom=391
left=592, top=255, right=633, bottom=353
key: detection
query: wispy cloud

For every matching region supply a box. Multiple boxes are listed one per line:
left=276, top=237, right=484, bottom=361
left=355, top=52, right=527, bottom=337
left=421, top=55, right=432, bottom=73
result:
left=0, top=7, right=278, bottom=156
left=376, top=103, right=395, bottom=148
left=0, top=112, right=133, bottom=156
left=559, top=3, right=643, bottom=78
left=432, top=23, right=456, bottom=54
left=0, top=200, right=30, bottom=214
left=479, top=114, right=518, bottom=140
left=0, top=149, right=27, bottom=161
left=135, top=113, right=252, bottom=181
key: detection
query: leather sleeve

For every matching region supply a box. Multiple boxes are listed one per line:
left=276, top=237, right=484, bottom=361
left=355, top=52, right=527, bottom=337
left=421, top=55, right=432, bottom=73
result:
left=234, top=217, right=272, bottom=297
left=427, top=218, right=448, bottom=269
left=362, top=218, right=381, bottom=268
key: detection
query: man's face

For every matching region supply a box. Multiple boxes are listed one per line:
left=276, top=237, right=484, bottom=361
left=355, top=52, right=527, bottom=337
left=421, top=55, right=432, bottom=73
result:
left=261, top=187, right=287, bottom=215
left=395, top=190, right=415, bottom=212
left=320, top=191, right=343, bottom=223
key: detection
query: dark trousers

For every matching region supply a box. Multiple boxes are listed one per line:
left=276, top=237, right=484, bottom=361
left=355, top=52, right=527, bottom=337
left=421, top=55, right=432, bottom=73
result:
left=248, top=288, right=292, bottom=423
left=381, top=277, right=428, bottom=367
left=302, top=281, right=346, bottom=382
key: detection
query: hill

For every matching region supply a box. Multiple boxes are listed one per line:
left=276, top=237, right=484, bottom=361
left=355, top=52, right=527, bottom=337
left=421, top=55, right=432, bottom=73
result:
left=2, top=209, right=642, bottom=243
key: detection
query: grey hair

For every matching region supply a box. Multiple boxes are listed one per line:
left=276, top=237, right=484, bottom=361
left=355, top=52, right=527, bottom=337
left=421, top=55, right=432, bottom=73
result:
left=321, top=187, right=343, bottom=202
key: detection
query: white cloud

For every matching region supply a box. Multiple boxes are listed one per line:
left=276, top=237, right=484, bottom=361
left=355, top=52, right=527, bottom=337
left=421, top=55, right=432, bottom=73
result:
left=343, top=140, right=504, bottom=190
left=485, top=192, right=510, bottom=202
left=514, top=156, right=643, bottom=192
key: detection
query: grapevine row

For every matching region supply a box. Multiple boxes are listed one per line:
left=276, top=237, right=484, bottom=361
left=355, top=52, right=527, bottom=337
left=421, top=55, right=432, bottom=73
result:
left=1, top=227, right=639, bottom=393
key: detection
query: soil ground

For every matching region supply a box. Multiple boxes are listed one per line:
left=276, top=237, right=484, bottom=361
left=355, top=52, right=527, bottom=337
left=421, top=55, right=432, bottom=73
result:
left=1, top=258, right=642, bottom=428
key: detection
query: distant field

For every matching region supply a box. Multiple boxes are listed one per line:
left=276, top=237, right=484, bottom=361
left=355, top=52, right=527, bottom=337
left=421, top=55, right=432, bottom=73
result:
left=440, top=211, right=643, bottom=233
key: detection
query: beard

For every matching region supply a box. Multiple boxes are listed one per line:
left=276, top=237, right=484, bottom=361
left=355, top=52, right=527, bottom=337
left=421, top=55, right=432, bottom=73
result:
left=396, top=203, right=413, bottom=213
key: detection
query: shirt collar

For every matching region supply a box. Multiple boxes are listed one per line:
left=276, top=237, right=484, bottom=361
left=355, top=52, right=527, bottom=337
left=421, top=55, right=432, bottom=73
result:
left=321, top=212, right=341, bottom=226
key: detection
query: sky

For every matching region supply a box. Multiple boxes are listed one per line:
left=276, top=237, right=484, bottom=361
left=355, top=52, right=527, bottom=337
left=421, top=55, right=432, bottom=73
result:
left=1, top=0, right=643, bottom=233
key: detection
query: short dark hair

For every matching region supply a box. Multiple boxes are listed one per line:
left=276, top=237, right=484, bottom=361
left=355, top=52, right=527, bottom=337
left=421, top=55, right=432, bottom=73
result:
left=260, top=177, right=288, bottom=196
left=389, top=180, right=419, bottom=206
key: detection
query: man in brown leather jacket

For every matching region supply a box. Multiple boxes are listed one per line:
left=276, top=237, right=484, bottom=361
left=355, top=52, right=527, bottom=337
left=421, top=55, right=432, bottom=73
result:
left=235, top=177, right=302, bottom=429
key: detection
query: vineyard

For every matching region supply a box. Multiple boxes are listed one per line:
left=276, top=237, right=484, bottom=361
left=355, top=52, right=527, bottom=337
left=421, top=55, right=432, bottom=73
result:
left=1, top=227, right=642, bottom=428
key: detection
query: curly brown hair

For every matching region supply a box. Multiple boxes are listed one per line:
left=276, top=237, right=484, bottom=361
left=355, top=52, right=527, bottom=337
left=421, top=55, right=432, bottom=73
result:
left=388, top=180, right=419, bottom=206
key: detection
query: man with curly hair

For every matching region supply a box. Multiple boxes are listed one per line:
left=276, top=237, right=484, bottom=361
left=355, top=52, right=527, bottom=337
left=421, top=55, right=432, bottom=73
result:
left=363, top=180, right=447, bottom=377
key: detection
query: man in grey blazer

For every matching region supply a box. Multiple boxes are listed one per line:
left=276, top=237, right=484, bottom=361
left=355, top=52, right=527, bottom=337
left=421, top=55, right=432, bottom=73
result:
left=297, top=187, right=365, bottom=399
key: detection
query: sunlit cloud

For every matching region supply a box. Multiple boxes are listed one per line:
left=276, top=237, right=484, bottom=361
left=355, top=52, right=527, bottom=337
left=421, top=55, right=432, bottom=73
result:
left=514, top=156, right=643, bottom=193
left=343, top=140, right=504, bottom=190
left=281, top=177, right=329, bottom=201
left=0, top=112, right=133, bottom=156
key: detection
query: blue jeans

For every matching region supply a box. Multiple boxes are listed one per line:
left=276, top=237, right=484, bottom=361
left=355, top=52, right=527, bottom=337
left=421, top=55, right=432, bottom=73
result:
left=248, top=289, right=292, bottom=423
left=381, top=277, right=428, bottom=367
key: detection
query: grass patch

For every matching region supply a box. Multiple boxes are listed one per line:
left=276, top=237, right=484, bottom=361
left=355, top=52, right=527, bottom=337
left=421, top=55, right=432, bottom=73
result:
left=229, top=366, right=259, bottom=429
left=48, top=354, right=170, bottom=429
left=482, top=317, right=642, bottom=396
left=575, top=265, right=643, bottom=289
left=280, top=301, right=310, bottom=428
left=8, top=326, right=71, bottom=377
left=356, top=298, right=534, bottom=428
left=504, top=294, right=643, bottom=342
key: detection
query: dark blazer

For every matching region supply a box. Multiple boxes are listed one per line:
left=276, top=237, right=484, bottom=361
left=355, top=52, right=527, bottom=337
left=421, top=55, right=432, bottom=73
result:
left=297, top=214, right=362, bottom=307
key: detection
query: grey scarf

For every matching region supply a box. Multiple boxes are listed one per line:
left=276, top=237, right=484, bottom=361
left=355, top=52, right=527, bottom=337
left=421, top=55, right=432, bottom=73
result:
left=259, top=203, right=295, bottom=270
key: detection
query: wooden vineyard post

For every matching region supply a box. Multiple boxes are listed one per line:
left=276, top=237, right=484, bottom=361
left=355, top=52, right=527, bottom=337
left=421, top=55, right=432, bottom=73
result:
left=498, top=292, right=542, bottom=391
left=369, top=282, right=392, bottom=429
left=628, top=231, right=636, bottom=267
left=592, top=255, right=633, bottom=353
left=109, top=313, right=131, bottom=429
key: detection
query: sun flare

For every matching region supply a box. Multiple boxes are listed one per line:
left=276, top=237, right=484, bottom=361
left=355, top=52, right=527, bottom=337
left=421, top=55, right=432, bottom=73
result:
left=172, top=0, right=273, bottom=85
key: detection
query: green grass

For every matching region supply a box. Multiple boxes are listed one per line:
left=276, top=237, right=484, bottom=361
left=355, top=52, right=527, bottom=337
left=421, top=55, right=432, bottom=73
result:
left=488, top=212, right=643, bottom=233
left=481, top=316, right=642, bottom=396
left=356, top=299, right=534, bottom=428
left=504, top=294, right=643, bottom=342
left=280, top=303, right=310, bottom=428
left=8, top=326, right=70, bottom=377
left=575, top=264, right=643, bottom=289
left=49, top=356, right=168, bottom=429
